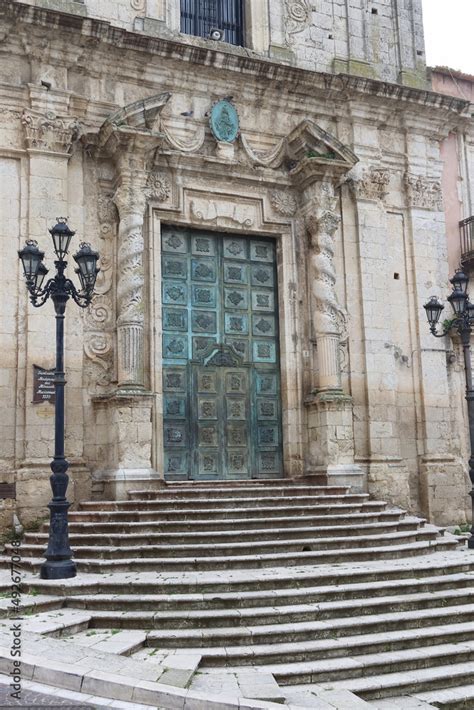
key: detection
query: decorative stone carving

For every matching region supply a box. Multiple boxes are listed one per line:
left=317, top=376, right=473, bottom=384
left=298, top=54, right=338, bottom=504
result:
left=404, top=173, right=443, bottom=211
left=130, top=0, right=145, bottom=9
left=112, top=175, right=149, bottom=389
left=305, top=181, right=345, bottom=393
left=189, top=197, right=255, bottom=228
left=22, top=109, right=80, bottom=154
left=286, top=0, right=312, bottom=35
left=270, top=190, right=297, bottom=217
left=97, top=194, right=118, bottom=229
left=84, top=333, right=114, bottom=387
left=349, top=167, right=390, bottom=202
left=146, top=170, right=171, bottom=202
left=84, top=191, right=116, bottom=391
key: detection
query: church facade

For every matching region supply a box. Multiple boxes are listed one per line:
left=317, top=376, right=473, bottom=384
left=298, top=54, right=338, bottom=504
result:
left=0, top=0, right=472, bottom=527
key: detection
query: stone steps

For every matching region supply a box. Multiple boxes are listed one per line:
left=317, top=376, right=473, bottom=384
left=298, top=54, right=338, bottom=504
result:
left=197, top=621, right=474, bottom=668
left=7, top=558, right=473, bottom=597
left=235, top=641, right=474, bottom=686
left=415, top=684, right=474, bottom=709
left=2, top=477, right=472, bottom=706
left=81, top=588, right=474, bottom=631
left=61, top=510, right=406, bottom=535
left=1, top=539, right=457, bottom=573
left=126, top=484, right=344, bottom=500
left=140, top=603, right=474, bottom=648
left=80, top=492, right=366, bottom=510
left=15, top=529, right=442, bottom=560
left=67, top=500, right=388, bottom=522
left=313, top=661, right=474, bottom=700
left=25, top=518, right=422, bottom=546
left=19, top=572, right=472, bottom=613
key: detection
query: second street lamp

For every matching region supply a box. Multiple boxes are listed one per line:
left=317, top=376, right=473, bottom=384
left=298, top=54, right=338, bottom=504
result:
left=18, top=219, right=100, bottom=579
left=424, top=268, right=474, bottom=550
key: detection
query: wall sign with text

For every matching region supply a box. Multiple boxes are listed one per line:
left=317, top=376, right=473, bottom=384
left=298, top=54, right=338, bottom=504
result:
left=33, top=365, right=56, bottom=403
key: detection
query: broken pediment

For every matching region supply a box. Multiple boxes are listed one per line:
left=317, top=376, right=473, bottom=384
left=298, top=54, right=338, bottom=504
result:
left=241, top=119, right=358, bottom=184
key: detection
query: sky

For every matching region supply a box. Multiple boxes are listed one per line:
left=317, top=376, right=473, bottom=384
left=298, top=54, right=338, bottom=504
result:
left=422, top=0, right=474, bottom=74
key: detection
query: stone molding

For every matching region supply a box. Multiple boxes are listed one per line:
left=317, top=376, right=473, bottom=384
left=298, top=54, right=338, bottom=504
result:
left=404, top=173, right=443, bottom=211
left=349, top=166, right=391, bottom=202
left=21, top=109, right=79, bottom=154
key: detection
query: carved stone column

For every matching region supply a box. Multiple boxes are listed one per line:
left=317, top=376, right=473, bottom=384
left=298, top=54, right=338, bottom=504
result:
left=113, top=175, right=148, bottom=390
left=301, top=181, right=363, bottom=490
left=305, top=182, right=343, bottom=393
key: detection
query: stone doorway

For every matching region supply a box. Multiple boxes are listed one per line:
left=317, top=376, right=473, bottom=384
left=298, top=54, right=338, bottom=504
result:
left=161, top=226, right=283, bottom=480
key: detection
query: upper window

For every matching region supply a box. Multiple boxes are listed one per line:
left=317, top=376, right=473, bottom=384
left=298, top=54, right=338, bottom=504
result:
left=180, top=0, right=244, bottom=47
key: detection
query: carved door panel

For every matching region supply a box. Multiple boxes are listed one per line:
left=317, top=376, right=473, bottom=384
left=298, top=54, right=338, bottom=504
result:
left=162, top=226, right=283, bottom=480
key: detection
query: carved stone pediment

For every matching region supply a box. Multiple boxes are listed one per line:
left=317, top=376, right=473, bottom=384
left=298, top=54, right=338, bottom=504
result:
left=106, top=92, right=171, bottom=131
left=241, top=119, right=358, bottom=186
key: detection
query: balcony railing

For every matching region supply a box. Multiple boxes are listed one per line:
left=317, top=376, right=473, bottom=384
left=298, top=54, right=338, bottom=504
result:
left=460, top=216, right=474, bottom=269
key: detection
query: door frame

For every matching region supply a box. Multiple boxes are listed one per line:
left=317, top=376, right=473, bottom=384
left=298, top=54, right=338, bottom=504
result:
left=148, top=191, right=306, bottom=480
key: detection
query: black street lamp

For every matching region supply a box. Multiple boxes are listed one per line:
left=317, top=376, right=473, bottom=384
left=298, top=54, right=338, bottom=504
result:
left=424, top=268, right=474, bottom=550
left=18, top=219, right=100, bottom=579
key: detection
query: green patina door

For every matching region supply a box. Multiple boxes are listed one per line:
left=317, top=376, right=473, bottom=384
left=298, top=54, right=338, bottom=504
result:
left=161, top=226, right=283, bottom=480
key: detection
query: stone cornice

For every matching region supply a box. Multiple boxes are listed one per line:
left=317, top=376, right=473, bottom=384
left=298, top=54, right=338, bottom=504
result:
left=2, top=1, right=470, bottom=120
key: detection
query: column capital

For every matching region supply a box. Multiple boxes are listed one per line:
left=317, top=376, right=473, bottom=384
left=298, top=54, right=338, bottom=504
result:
left=21, top=108, right=80, bottom=155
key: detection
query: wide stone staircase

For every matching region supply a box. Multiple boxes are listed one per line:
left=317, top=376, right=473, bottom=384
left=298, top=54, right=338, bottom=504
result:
left=2, top=478, right=474, bottom=709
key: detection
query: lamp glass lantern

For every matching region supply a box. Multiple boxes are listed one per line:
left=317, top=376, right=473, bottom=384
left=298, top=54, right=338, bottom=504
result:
left=18, top=241, right=45, bottom=283
left=34, top=263, right=49, bottom=292
left=73, top=242, right=100, bottom=293
left=424, top=296, right=444, bottom=329
left=49, top=219, right=75, bottom=261
left=448, top=289, right=468, bottom=316
left=450, top=268, right=469, bottom=295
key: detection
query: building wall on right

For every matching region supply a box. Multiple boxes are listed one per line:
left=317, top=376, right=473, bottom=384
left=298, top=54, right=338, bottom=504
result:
left=431, top=68, right=474, bottom=275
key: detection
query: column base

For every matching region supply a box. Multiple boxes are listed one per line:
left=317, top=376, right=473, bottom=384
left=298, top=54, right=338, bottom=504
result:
left=306, top=464, right=366, bottom=492
left=306, top=391, right=363, bottom=490
left=92, top=468, right=164, bottom=500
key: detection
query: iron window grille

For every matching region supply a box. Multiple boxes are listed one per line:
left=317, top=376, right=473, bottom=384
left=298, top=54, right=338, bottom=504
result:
left=180, top=0, right=244, bottom=46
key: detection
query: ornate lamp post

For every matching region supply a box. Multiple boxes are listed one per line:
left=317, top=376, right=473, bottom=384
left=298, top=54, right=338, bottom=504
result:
left=18, top=219, right=100, bottom=579
left=424, top=268, right=474, bottom=549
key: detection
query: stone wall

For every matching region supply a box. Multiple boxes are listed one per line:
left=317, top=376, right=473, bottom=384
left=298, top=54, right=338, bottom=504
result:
left=0, top=0, right=471, bottom=529
left=20, top=0, right=427, bottom=86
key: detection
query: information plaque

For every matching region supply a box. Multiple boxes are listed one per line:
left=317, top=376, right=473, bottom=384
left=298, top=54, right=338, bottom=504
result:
left=33, top=365, right=56, bottom=404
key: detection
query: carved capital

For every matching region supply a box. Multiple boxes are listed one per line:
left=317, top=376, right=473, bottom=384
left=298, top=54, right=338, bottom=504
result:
left=404, top=173, right=443, bottom=211
left=22, top=109, right=79, bottom=154
left=349, top=167, right=390, bottom=202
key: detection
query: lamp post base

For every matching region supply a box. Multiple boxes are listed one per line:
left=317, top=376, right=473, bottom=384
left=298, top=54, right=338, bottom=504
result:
left=40, top=559, right=77, bottom=580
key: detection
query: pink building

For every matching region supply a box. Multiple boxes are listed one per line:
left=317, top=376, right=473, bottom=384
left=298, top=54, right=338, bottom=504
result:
left=431, top=67, right=474, bottom=276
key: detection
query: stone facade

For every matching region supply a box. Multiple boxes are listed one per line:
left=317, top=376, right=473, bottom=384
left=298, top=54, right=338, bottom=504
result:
left=0, top=0, right=472, bottom=526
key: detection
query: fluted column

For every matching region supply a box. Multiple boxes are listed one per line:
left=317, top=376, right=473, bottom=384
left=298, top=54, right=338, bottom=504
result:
left=113, top=177, right=148, bottom=390
left=305, top=182, right=343, bottom=393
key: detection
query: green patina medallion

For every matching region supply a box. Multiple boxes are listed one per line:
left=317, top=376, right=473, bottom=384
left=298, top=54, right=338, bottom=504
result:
left=209, top=99, right=240, bottom=143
